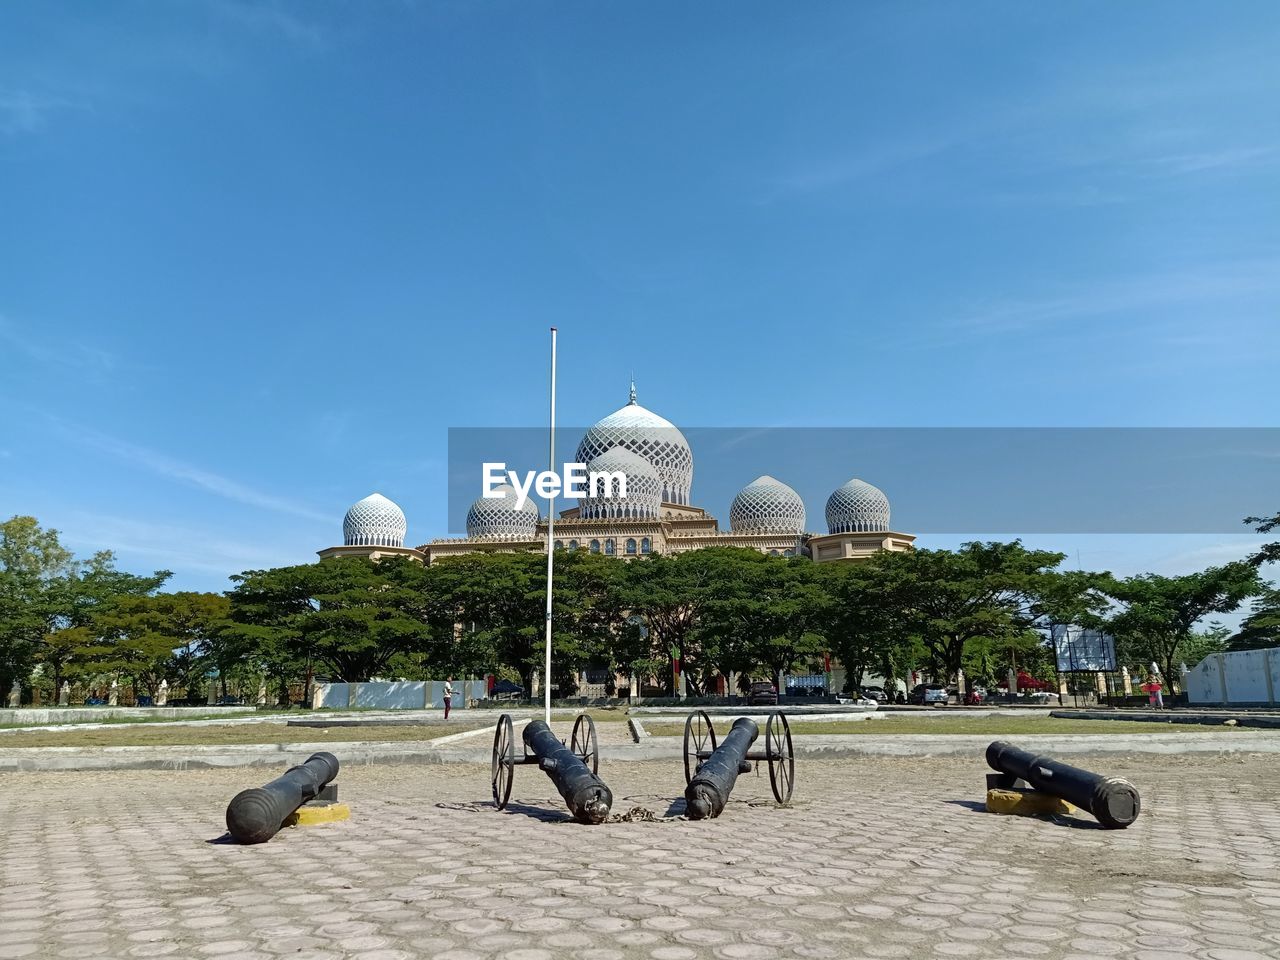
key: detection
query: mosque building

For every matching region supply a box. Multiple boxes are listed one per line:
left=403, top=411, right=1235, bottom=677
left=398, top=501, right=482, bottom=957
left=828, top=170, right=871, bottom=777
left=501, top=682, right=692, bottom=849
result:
left=319, top=385, right=915, bottom=564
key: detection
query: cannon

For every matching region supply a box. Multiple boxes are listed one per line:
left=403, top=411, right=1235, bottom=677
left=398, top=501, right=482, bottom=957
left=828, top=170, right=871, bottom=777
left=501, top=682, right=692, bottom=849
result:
left=226, top=751, right=340, bottom=844
left=986, top=740, right=1141, bottom=829
left=490, top=714, right=612, bottom=824
left=682, top=710, right=794, bottom=818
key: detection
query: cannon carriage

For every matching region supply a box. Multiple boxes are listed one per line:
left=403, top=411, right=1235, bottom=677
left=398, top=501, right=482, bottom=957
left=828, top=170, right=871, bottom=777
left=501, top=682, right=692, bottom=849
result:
left=682, top=710, right=795, bottom=818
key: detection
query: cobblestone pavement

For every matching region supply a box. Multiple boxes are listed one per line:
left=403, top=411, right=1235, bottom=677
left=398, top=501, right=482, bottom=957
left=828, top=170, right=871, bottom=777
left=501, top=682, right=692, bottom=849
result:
left=3, top=754, right=1279, bottom=960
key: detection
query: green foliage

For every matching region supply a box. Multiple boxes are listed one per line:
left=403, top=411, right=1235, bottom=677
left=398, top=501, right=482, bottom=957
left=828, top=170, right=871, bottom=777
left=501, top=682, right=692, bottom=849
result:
left=1105, top=562, right=1264, bottom=679
left=227, top=557, right=430, bottom=683
left=856, top=541, right=1097, bottom=681
left=11, top=508, right=1273, bottom=708
left=1, top=516, right=171, bottom=695
left=1228, top=588, right=1280, bottom=651
left=1244, top=512, right=1280, bottom=568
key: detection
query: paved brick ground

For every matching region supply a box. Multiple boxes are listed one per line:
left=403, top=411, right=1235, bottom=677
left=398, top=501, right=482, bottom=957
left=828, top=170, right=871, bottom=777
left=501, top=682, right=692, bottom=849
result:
left=2, top=754, right=1279, bottom=960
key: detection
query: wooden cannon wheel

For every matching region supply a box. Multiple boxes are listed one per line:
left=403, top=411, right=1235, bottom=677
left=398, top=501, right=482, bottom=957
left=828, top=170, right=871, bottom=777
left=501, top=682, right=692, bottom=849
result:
left=683, top=709, right=718, bottom=785
left=765, top=712, right=795, bottom=804
left=491, top=713, right=515, bottom=809
left=570, top=713, right=599, bottom=774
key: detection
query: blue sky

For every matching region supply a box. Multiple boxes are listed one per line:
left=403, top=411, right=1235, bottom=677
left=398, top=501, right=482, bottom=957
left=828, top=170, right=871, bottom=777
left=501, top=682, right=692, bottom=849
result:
left=1, top=1, right=1277, bottom=597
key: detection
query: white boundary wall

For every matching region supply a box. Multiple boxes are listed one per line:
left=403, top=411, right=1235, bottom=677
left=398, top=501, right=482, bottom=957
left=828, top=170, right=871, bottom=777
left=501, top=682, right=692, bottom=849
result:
left=311, top=680, right=486, bottom=710
left=1185, top=647, right=1280, bottom=706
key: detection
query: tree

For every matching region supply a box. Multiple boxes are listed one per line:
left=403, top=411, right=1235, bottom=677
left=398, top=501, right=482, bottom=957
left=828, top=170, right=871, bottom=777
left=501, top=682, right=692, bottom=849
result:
left=1105, top=562, right=1264, bottom=681
left=41, top=552, right=170, bottom=692
left=698, top=553, right=828, bottom=692
left=2, top=517, right=170, bottom=698
left=617, top=552, right=714, bottom=695
left=817, top=560, right=908, bottom=693
left=227, top=557, right=431, bottom=686
left=1228, top=588, right=1280, bottom=651
left=425, top=553, right=546, bottom=693
left=0, top=516, right=74, bottom=690
left=873, top=541, right=1093, bottom=683
left=81, top=592, right=230, bottom=697
left=1244, top=512, right=1280, bottom=567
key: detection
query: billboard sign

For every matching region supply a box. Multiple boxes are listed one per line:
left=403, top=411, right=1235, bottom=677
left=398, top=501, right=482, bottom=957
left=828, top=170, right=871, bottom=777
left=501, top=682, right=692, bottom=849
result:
left=1051, top=624, right=1117, bottom=673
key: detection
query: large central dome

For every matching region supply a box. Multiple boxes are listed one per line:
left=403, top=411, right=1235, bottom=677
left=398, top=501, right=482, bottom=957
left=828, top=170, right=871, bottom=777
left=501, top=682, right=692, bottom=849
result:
left=575, top=383, right=693, bottom=505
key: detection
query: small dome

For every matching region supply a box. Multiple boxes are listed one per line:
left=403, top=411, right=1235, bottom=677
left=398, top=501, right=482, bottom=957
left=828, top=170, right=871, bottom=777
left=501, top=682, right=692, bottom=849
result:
left=579, top=447, right=662, bottom=520
left=466, top=485, right=540, bottom=540
left=343, top=493, right=407, bottom=547
left=575, top=382, right=693, bottom=505
left=730, top=475, right=806, bottom=534
left=825, top=478, right=890, bottom=534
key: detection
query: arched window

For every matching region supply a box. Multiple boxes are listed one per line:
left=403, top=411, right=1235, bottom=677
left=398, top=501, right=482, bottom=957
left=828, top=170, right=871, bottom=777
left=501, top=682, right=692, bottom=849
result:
left=554, top=540, right=564, bottom=550
left=626, top=538, right=637, bottom=555
left=641, top=537, right=651, bottom=554
left=769, top=549, right=780, bottom=556
left=590, top=539, right=601, bottom=553
left=605, top=539, right=616, bottom=555
left=568, top=539, right=579, bottom=550
left=783, top=548, right=794, bottom=557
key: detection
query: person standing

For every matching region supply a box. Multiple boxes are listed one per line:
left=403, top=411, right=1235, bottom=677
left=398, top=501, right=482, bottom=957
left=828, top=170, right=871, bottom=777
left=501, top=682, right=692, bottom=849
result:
left=443, top=676, right=454, bottom=720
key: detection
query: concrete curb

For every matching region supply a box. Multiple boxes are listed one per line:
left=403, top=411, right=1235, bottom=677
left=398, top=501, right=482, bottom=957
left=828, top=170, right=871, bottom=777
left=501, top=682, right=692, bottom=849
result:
left=0, top=737, right=497, bottom=772
left=0, top=706, right=257, bottom=727
left=1051, top=710, right=1280, bottom=729
left=596, top=732, right=1280, bottom=762
left=5, top=729, right=1279, bottom=772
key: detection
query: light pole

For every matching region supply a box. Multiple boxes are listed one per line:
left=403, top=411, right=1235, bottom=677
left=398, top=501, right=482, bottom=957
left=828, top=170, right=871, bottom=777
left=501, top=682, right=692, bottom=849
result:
left=543, top=326, right=557, bottom=725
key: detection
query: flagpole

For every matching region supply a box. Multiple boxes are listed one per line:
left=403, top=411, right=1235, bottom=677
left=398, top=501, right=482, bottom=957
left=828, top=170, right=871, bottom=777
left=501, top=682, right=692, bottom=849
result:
left=543, top=326, right=557, bottom=725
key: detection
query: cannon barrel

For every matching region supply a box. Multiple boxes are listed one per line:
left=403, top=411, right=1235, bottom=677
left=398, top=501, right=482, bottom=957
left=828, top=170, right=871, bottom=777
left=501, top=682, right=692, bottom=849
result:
left=686, top=717, right=759, bottom=820
left=986, top=741, right=1140, bottom=829
left=226, top=752, right=340, bottom=844
left=523, top=720, right=613, bottom=824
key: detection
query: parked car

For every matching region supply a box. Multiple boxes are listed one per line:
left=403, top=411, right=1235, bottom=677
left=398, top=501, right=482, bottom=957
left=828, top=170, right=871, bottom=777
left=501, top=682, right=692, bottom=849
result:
left=908, top=683, right=950, bottom=705
left=747, top=681, right=778, bottom=706
left=860, top=686, right=888, bottom=703
left=491, top=679, right=525, bottom=700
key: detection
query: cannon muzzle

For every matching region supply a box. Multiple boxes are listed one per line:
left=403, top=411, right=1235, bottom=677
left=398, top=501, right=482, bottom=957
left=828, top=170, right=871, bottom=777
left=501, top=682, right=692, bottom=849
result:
left=686, top=717, right=759, bottom=820
left=523, top=720, right=613, bottom=824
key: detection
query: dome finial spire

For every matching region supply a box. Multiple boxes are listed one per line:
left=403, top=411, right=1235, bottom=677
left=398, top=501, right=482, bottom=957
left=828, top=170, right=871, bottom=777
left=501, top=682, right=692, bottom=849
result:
left=628, top=376, right=636, bottom=405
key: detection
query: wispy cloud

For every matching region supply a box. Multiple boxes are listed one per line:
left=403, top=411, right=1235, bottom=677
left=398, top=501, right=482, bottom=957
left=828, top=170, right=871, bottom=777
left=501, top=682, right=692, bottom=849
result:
left=49, top=417, right=331, bottom=523
left=764, top=132, right=963, bottom=198
left=1149, top=538, right=1269, bottom=575
left=0, top=315, right=117, bottom=373
left=1148, top=146, right=1276, bottom=176
left=0, top=88, right=78, bottom=135
left=61, top=511, right=308, bottom=577
left=206, top=0, right=327, bottom=50
left=947, top=258, right=1280, bottom=337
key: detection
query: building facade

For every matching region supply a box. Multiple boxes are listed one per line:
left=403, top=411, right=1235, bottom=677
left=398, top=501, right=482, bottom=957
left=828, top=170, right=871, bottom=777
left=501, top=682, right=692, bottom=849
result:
left=320, top=385, right=915, bottom=564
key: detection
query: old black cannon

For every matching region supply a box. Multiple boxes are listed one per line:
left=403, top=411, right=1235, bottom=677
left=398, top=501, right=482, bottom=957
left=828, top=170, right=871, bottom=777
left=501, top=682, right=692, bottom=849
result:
left=490, top=714, right=612, bottom=824
left=683, top=710, right=794, bottom=819
left=226, top=751, right=340, bottom=844
left=986, top=740, right=1141, bottom=829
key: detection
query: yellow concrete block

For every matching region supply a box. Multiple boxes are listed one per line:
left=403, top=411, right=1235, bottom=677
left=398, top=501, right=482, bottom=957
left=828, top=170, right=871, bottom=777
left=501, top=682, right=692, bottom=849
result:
left=986, top=788, right=1075, bottom=818
left=285, top=802, right=351, bottom=827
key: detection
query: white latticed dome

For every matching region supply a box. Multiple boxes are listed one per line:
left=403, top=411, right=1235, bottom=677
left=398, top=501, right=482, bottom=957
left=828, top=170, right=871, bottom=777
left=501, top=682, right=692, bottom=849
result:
left=575, top=383, right=693, bottom=505
left=825, top=478, right=891, bottom=534
left=729, top=475, right=806, bottom=534
left=466, top=485, right=540, bottom=540
left=343, top=493, right=407, bottom=547
left=579, top=447, right=662, bottom=520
